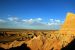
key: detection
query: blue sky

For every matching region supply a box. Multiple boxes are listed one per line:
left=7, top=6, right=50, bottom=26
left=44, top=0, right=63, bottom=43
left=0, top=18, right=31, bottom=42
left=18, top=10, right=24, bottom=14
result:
left=0, top=0, right=75, bottom=30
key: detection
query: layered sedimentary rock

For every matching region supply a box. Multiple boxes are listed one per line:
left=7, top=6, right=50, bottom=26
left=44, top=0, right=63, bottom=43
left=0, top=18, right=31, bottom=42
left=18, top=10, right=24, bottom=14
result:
left=58, top=13, right=75, bottom=48
left=60, top=13, right=75, bottom=32
left=27, top=13, right=75, bottom=50
left=0, top=13, right=75, bottom=50
left=0, top=40, right=26, bottom=49
left=27, top=35, right=43, bottom=50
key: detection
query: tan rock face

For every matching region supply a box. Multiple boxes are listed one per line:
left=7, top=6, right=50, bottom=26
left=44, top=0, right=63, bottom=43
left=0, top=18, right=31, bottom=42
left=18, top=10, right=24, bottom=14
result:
left=58, top=13, right=75, bottom=48
left=27, top=35, right=43, bottom=50
left=0, top=13, right=75, bottom=50
left=59, top=13, right=75, bottom=34
left=0, top=40, right=26, bottom=49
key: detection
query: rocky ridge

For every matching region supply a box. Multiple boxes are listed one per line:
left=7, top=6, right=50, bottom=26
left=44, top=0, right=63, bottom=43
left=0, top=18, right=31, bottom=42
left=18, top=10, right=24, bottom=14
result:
left=0, top=13, right=75, bottom=50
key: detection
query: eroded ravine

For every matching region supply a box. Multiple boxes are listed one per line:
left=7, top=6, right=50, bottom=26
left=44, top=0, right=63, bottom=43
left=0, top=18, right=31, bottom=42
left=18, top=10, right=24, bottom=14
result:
left=0, top=13, right=75, bottom=50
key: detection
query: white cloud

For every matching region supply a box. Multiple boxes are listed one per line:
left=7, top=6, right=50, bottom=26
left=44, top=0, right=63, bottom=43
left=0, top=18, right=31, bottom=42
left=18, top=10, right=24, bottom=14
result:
left=27, top=19, right=33, bottom=24
left=37, top=18, right=42, bottom=21
left=48, top=19, right=64, bottom=26
left=50, top=19, right=61, bottom=23
left=0, top=17, right=64, bottom=30
left=22, top=19, right=27, bottom=22
left=47, top=23, right=58, bottom=25
left=55, top=19, right=60, bottom=23
left=8, top=17, right=18, bottom=21
left=28, top=19, right=33, bottom=22
left=50, top=19, right=53, bottom=21
left=0, top=19, right=6, bottom=23
left=47, top=23, right=52, bottom=25
left=22, top=18, right=63, bottom=27
left=22, top=19, right=34, bottom=24
left=22, top=18, right=42, bottom=24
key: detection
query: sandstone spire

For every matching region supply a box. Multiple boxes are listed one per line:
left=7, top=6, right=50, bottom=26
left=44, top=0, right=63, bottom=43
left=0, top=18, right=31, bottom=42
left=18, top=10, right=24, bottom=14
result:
left=59, top=12, right=75, bottom=35
left=58, top=12, right=75, bottom=48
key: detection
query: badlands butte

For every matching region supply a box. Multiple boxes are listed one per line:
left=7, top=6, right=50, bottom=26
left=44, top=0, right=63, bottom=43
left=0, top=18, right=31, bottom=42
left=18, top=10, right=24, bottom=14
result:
left=0, top=13, right=75, bottom=50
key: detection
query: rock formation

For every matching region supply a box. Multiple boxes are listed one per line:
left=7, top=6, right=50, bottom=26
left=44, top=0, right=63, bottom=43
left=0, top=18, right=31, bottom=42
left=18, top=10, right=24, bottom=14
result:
left=0, top=12, right=75, bottom=50
left=58, top=13, right=75, bottom=48
left=27, top=35, right=43, bottom=50
left=0, top=40, right=26, bottom=49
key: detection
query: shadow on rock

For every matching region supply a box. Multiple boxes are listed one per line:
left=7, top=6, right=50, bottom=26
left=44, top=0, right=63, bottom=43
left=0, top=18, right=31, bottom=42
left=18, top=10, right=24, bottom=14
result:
left=61, top=39, right=75, bottom=50
left=0, top=43, right=31, bottom=50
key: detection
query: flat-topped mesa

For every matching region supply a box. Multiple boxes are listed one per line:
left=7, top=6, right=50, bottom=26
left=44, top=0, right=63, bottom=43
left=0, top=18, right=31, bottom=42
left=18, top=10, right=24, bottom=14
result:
left=59, top=12, right=75, bottom=35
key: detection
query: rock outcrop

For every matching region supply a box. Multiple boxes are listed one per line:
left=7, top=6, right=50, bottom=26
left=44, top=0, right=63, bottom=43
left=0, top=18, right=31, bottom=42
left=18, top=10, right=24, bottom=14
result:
left=0, top=12, right=75, bottom=50
left=58, top=13, right=75, bottom=48
left=27, top=35, right=43, bottom=50
left=26, top=13, right=75, bottom=50
left=0, top=40, right=26, bottom=49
